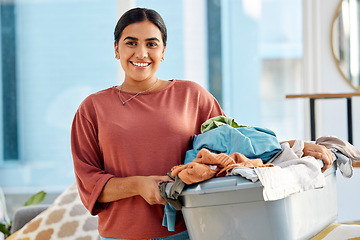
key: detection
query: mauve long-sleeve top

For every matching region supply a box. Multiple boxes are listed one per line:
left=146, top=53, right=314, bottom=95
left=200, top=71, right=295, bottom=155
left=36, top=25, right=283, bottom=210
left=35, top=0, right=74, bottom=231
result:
left=71, top=80, right=224, bottom=239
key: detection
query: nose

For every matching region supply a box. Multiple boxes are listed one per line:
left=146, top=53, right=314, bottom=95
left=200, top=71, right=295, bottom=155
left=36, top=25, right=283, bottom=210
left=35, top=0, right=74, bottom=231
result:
left=135, top=45, right=148, bottom=59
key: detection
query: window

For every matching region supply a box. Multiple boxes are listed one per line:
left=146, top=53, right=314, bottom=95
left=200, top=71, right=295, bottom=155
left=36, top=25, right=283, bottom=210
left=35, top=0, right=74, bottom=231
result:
left=0, top=0, right=118, bottom=192
left=220, top=0, right=305, bottom=141
left=0, top=0, right=305, bottom=193
left=1, top=3, right=18, bottom=161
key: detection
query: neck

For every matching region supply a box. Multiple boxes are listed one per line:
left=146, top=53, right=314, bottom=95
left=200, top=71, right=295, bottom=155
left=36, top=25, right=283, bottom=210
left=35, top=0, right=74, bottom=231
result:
left=121, top=78, right=159, bottom=93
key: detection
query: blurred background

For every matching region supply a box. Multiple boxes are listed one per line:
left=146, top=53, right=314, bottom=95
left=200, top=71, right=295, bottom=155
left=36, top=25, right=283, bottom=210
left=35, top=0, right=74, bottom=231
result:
left=0, top=0, right=358, bottom=230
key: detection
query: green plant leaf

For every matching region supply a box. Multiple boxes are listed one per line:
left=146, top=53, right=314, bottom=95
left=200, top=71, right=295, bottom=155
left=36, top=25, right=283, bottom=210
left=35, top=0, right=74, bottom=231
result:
left=0, top=223, right=11, bottom=236
left=24, top=191, right=47, bottom=206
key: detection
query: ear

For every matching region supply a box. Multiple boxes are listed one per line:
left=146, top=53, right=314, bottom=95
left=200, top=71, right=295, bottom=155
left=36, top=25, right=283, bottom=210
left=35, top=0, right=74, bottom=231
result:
left=161, top=46, right=166, bottom=61
left=114, top=42, right=120, bottom=60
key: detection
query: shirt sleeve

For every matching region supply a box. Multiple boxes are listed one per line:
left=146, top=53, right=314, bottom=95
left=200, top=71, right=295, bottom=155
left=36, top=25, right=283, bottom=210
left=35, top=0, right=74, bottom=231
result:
left=196, top=84, right=226, bottom=128
left=71, top=109, right=113, bottom=215
left=209, top=97, right=226, bottom=119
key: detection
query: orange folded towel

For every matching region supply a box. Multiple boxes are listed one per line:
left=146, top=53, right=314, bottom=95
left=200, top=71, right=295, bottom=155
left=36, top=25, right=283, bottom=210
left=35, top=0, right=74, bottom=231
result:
left=217, top=152, right=274, bottom=177
left=171, top=162, right=219, bottom=185
left=171, top=148, right=274, bottom=184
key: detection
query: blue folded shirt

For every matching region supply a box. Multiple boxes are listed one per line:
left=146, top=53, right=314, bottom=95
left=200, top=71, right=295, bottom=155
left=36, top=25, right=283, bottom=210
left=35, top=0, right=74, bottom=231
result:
left=185, top=125, right=281, bottom=164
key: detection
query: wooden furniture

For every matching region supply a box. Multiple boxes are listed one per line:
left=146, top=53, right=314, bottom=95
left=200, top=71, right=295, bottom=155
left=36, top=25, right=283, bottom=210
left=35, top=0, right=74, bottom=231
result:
left=286, top=93, right=360, bottom=167
left=354, top=161, right=360, bottom=167
left=286, top=93, right=360, bottom=144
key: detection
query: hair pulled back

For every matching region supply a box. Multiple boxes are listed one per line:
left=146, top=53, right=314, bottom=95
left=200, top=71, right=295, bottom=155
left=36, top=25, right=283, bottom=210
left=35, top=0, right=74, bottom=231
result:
left=114, top=8, right=167, bottom=46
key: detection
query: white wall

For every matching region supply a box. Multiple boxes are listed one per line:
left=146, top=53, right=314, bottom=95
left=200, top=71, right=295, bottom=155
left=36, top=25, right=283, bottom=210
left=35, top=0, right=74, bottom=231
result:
left=303, top=0, right=360, bottom=222
left=183, top=0, right=208, bottom=88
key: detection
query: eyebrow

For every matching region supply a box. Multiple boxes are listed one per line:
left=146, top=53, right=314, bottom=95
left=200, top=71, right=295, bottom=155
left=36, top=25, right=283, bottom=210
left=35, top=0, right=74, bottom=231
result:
left=123, top=36, right=160, bottom=42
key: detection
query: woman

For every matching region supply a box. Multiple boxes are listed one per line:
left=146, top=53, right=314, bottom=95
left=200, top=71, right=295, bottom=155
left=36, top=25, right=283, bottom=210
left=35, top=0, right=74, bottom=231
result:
left=71, top=7, right=334, bottom=240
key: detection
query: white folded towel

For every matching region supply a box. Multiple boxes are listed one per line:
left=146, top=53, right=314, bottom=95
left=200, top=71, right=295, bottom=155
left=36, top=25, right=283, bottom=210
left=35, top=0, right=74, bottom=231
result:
left=255, top=140, right=326, bottom=201
left=230, top=167, right=259, bottom=182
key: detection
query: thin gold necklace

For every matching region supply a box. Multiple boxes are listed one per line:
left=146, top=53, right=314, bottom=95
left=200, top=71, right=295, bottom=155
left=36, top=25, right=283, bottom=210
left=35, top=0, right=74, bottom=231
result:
left=119, top=79, right=159, bottom=105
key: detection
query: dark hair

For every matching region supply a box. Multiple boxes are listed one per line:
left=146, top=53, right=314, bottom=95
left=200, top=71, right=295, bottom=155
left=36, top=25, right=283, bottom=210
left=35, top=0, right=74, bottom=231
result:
left=114, top=8, right=167, bottom=46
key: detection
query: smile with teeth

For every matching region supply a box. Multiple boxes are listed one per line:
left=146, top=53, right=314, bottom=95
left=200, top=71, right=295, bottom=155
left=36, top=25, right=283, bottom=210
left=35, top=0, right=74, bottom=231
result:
left=131, top=61, right=151, bottom=67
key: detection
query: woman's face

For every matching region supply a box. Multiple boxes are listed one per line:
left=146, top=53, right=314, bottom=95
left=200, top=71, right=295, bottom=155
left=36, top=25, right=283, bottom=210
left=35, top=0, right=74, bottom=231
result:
left=114, top=20, right=166, bottom=84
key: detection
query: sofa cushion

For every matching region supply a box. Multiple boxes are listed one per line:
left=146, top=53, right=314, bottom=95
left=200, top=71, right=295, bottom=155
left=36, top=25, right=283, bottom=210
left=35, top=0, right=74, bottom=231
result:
left=11, top=204, right=50, bottom=234
left=6, top=182, right=99, bottom=240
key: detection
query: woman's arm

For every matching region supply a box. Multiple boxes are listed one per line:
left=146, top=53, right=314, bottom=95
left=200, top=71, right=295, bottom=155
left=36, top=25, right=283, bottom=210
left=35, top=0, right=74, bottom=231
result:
left=97, top=175, right=173, bottom=205
left=282, top=140, right=335, bottom=172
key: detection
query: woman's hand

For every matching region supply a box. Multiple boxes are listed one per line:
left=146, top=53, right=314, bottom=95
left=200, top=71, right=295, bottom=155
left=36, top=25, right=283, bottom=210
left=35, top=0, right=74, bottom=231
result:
left=97, top=175, right=173, bottom=204
left=138, top=175, right=173, bottom=205
left=303, top=142, right=335, bottom=172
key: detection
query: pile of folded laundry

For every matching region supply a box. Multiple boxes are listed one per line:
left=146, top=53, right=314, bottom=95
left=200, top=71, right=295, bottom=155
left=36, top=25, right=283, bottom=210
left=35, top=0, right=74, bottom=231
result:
left=160, top=116, right=360, bottom=231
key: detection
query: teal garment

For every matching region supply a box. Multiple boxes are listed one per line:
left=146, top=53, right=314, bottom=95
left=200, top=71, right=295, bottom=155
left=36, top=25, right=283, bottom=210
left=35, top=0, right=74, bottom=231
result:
left=184, top=150, right=198, bottom=165
left=185, top=124, right=281, bottom=164
left=201, top=116, right=248, bottom=133
left=162, top=204, right=176, bottom=231
left=159, top=174, right=186, bottom=232
left=100, top=230, right=189, bottom=240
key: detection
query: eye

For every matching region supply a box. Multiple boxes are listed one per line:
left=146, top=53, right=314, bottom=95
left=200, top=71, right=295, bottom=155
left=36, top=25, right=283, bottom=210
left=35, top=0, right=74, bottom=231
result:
left=125, top=41, right=136, bottom=46
left=147, top=42, right=158, bottom=48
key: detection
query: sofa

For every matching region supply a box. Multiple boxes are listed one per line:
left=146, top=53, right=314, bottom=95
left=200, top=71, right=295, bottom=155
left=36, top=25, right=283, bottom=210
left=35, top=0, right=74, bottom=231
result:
left=6, top=182, right=99, bottom=240
left=11, top=204, right=50, bottom=234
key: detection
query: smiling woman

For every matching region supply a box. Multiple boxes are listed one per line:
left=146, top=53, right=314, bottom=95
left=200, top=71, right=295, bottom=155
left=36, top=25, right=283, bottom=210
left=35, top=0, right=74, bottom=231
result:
left=71, top=7, right=225, bottom=240
left=114, top=20, right=166, bottom=91
left=70, top=6, right=335, bottom=240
